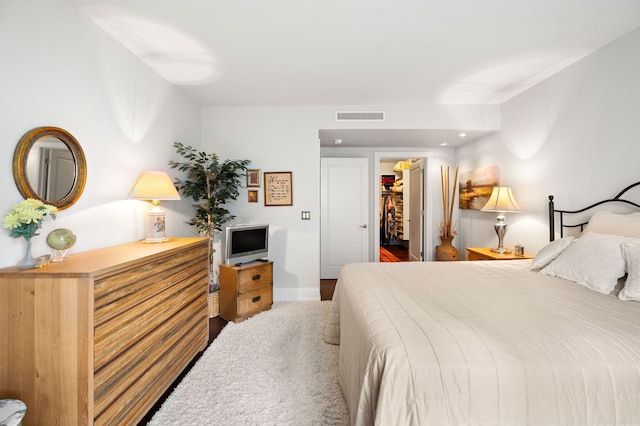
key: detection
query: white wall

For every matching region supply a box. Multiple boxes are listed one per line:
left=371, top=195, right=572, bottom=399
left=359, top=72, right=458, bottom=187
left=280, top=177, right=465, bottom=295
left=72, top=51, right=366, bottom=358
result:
left=202, top=105, right=496, bottom=300
left=0, top=0, right=202, bottom=268
left=456, top=27, right=640, bottom=257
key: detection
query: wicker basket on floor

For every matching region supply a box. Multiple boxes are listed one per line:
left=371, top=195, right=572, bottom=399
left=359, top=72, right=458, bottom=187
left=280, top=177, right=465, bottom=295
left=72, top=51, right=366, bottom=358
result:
left=208, top=291, right=219, bottom=318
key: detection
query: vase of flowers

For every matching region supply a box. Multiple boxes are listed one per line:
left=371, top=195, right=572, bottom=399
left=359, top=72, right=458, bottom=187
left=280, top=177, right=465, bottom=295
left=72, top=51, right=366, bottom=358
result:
left=3, top=198, right=58, bottom=269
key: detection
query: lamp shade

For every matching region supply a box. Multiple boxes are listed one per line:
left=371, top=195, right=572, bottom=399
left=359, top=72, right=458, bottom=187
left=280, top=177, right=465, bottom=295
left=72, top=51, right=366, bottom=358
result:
left=129, top=171, right=180, bottom=201
left=481, top=186, right=520, bottom=212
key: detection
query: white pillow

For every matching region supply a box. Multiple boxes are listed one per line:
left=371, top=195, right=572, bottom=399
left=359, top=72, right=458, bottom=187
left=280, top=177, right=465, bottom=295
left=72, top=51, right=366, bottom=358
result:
left=529, top=236, right=575, bottom=271
left=540, top=232, right=632, bottom=294
left=618, top=241, right=640, bottom=301
left=584, top=211, right=640, bottom=238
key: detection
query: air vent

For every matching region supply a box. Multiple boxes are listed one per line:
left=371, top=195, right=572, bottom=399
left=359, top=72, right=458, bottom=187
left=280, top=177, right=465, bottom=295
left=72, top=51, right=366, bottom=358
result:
left=336, top=111, right=385, bottom=121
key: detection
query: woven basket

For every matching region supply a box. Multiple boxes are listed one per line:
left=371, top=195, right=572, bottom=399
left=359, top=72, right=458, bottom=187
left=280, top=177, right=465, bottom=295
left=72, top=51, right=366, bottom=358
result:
left=208, top=291, right=219, bottom=318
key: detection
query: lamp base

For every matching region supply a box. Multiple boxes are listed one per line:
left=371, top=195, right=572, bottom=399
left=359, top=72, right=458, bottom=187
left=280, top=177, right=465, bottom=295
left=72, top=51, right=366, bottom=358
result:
left=144, top=207, right=168, bottom=243
left=492, top=212, right=510, bottom=254
left=142, top=237, right=169, bottom=243
left=491, top=247, right=512, bottom=254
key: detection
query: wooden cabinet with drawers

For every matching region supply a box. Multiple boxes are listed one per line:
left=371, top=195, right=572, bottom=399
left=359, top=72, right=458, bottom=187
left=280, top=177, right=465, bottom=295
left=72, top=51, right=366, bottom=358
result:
left=219, top=261, right=273, bottom=322
left=0, top=238, right=209, bottom=426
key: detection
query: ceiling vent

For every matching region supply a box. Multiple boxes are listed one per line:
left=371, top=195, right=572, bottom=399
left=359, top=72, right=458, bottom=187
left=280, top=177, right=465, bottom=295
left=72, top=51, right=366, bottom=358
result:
left=336, top=111, right=385, bottom=121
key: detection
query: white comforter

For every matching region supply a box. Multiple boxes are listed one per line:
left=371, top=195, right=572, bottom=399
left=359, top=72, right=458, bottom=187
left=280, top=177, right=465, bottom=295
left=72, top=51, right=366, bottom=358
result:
left=324, top=260, right=640, bottom=425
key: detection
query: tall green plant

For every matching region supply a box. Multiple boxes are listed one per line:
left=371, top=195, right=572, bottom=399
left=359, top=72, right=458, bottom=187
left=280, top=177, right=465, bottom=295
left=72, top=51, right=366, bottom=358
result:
left=169, top=142, right=251, bottom=287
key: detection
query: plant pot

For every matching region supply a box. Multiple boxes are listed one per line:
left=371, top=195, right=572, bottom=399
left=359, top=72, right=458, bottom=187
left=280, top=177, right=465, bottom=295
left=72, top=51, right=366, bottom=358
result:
left=436, top=236, right=458, bottom=261
left=208, top=291, right=219, bottom=318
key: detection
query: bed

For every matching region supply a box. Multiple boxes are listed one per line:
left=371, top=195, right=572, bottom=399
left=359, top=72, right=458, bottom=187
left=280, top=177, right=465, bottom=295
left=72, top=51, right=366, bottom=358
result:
left=324, top=182, right=640, bottom=425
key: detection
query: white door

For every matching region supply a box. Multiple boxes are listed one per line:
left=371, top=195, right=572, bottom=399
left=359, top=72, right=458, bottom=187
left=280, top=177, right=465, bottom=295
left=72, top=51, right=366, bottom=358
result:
left=321, top=158, right=369, bottom=278
left=47, top=148, right=75, bottom=200
left=408, top=159, right=424, bottom=261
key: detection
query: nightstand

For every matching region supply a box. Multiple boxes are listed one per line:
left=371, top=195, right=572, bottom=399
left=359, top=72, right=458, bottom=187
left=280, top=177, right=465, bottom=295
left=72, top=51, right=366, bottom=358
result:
left=219, top=261, right=273, bottom=322
left=466, top=247, right=533, bottom=261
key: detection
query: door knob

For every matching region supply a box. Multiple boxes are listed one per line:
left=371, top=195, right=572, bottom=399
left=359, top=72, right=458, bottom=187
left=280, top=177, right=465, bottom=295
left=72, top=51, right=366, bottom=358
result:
left=361, top=224, right=368, bottom=228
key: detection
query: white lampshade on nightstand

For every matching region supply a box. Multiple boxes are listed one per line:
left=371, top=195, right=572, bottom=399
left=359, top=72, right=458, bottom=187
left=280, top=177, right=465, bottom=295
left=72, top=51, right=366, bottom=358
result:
left=129, top=171, right=181, bottom=243
left=481, top=186, right=520, bottom=254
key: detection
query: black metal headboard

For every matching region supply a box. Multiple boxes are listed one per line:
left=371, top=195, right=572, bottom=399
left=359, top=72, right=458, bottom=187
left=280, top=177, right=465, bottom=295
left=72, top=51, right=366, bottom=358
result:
left=548, top=181, right=640, bottom=241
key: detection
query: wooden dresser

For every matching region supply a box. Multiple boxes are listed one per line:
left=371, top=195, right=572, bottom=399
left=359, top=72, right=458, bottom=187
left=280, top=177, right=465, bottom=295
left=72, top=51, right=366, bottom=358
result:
left=219, top=261, right=273, bottom=322
left=0, top=238, right=209, bottom=426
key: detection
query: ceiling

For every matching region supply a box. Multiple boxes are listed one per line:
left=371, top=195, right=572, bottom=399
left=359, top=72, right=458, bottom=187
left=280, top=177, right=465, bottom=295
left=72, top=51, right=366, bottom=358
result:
left=318, top=129, right=491, bottom=148
left=70, top=0, right=640, bottom=147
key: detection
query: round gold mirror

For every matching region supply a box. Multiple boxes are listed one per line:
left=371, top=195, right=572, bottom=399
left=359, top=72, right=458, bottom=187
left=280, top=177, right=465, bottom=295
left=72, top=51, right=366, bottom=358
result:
left=12, top=126, right=87, bottom=210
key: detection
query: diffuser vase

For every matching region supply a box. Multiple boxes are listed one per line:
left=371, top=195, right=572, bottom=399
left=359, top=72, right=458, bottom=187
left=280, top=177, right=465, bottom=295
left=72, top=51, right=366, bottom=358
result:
left=436, top=235, right=459, bottom=261
left=17, top=237, right=37, bottom=269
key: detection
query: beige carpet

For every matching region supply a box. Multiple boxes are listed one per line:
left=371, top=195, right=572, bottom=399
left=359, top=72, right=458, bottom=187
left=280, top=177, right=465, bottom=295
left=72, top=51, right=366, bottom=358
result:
left=149, top=301, right=349, bottom=425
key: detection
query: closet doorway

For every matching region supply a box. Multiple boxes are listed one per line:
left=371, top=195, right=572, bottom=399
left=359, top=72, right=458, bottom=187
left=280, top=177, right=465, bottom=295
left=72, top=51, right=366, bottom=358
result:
left=375, top=153, right=426, bottom=262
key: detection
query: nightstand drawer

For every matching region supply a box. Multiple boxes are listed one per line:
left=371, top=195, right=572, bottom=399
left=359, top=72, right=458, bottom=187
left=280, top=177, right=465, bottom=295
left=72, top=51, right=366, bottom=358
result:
left=238, top=285, right=273, bottom=316
left=237, top=262, right=273, bottom=293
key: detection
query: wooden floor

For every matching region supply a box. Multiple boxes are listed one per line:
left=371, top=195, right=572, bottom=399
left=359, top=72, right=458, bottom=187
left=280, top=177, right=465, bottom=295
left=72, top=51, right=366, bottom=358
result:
left=321, top=279, right=337, bottom=301
left=380, top=244, right=409, bottom=262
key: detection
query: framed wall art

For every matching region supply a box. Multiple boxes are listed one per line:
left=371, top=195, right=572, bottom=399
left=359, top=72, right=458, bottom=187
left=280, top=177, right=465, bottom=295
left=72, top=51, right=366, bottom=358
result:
left=458, top=165, right=499, bottom=210
left=264, top=171, right=292, bottom=206
left=247, top=169, right=261, bottom=187
left=248, top=190, right=258, bottom=203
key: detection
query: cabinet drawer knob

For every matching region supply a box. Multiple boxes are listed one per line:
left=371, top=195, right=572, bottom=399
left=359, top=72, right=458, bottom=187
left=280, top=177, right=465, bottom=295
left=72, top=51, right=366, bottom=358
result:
left=252, top=295, right=261, bottom=303
left=252, top=274, right=261, bottom=281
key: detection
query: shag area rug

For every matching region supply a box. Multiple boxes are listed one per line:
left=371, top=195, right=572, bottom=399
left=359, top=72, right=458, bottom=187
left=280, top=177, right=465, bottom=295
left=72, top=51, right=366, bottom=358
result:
left=149, top=301, right=349, bottom=426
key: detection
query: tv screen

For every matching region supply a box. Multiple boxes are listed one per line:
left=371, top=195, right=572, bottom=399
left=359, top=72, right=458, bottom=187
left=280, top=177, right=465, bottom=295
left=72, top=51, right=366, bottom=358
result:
left=224, top=224, right=269, bottom=265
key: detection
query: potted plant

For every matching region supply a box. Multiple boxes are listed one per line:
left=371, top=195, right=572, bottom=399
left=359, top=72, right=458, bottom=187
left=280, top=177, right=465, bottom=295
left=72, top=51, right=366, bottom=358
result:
left=169, top=142, right=251, bottom=315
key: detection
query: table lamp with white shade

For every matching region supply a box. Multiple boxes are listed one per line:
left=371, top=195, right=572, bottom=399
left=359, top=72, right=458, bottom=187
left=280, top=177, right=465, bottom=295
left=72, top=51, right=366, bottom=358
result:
left=481, top=186, right=520, bottom=254
left=129, top=171, right=181, bottom=242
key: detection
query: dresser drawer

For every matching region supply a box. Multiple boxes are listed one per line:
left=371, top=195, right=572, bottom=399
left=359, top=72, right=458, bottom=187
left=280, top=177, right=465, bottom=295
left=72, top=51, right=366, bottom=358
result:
left=237, top=262, right=273, bottom=293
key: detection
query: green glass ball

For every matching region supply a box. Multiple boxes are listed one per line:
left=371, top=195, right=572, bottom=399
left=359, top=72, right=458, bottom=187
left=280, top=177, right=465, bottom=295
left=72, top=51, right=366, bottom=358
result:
left=46, top=228, right=77, bottom=250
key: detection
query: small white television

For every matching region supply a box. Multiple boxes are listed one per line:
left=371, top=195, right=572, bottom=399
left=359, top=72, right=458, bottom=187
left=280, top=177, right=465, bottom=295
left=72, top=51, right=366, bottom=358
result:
left=223, top=224, right=269, bottom=265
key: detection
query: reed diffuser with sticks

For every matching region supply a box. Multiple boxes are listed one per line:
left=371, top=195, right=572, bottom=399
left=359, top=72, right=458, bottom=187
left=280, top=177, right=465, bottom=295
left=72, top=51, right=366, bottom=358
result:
left=437, top=165, right=459, bottom=261
left=439, top=165, right=459, bottom=237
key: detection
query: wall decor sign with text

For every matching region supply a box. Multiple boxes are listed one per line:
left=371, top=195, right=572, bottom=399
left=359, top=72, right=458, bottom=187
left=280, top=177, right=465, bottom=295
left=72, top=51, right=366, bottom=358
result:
left=264, top=172, right=293, bottom=206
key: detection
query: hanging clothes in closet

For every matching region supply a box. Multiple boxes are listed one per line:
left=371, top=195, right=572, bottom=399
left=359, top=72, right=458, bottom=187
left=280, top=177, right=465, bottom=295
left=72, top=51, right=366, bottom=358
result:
left=381, top=193, right=397, bottom=245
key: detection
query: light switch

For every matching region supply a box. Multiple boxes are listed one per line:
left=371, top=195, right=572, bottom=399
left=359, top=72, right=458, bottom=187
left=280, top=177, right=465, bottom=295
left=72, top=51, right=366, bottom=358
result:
left=301, top=211, right=311, bottom=220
